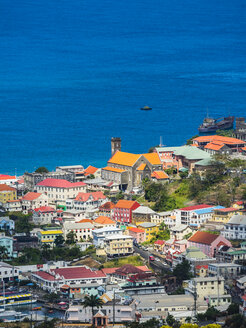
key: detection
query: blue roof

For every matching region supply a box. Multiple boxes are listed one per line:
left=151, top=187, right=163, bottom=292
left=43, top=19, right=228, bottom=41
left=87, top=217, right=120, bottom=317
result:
left=193, top=206, right=224, bottom=215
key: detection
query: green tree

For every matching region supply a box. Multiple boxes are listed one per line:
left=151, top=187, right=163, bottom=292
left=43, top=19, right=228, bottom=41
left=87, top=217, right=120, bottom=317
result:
left=227, top=302, right=239, bottom=315
left=186, top=135, right=199, bottom=145
left=166, top=314, right=176, bottom=326
left=35, top=167, right=49, bottom=173
left=173, top=259, right=192, bottom=283
left=225, top=314, right=245, bottom=328
left=216, top=129, right=234, bottom=137
left=66, top=230, right=76, bottom=244
left=116, top=191, right=124, bottom=200
left=14, top=213, right=33, bottom=235
left=81, top=295, right=103, bottom=327
left=54, top=235, right=65, bottom=247
left=0, top=246, right=8, bottom=260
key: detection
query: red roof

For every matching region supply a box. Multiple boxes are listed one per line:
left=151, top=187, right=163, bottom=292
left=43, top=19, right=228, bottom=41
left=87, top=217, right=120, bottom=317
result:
left=196, top=265, right=208, bottom=270
left=128, top=227, right=145, bottom=233
left=115, top=200, right=140, bottom=209
left=51, top=267, right=106, bottom=279
left=234, top=201, right=244, bottom=205
left=179, top=204, right=212, bottom=211
left=0, top=174, right=16, bottom=180
left=193, top=135, right=246, bottom=146
left=114, top=264, right=144, bottom=275
left=33, top=271, right=56, bottom=281
left=34, top=206, right=56, bottom=213
left=214, top=207, right=237, bottom=213
left=0, top=184, right=16, bottom=192
left=151, top=171, right=169, bottom=180
left=154, top=240, right=165, bottom=245
left=75, top=191, right=106, bottom=202
left=188, top=231, right=219, bottom=245
left=241, top=295, right=246, bottom=302
left=37, top=178, right=86, bottom=188
left=22, top=192, right=42, bottom=201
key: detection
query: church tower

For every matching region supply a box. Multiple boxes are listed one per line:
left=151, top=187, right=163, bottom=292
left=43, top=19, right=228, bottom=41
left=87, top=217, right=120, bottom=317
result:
left=111, top=137, right=121, bottom=156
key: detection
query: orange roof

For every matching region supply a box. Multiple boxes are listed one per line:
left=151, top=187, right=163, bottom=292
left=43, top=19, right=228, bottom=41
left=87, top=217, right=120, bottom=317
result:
left=151, top=170, right=169, bottom=180
left=22, top=192, right=42, bottom=201
left=0, top=174, right=16, bottom=180
left=99, top=202, right=115, bottom=210
left=204, top=142, right=224, bottom=151
left=7, top=199, right=21, bottom=203
left=83, top=165, right=98, bottom=176
left=101, top=265, right=150, bottom=275
left=143, top=153, right=161, bottom=165
left=137, top=163, right=146, bottom=171
left=94, top=216, right=115, bottom=225
left=193, top=135, right=246, bottom=145
left=115, top=200, right=140, bottom=209
left=108, top=151, right=141, bottom=167
left=128, top=227, right=145, bottom=233
left=0, top=184, right=16, bottom=192
left=76, top=219, right=93, bottom=223
left=188, top=231, right=218, bottom=245
left=102, top=166, right=126, bottom=173
left=242, top=147, right=246, bottom=151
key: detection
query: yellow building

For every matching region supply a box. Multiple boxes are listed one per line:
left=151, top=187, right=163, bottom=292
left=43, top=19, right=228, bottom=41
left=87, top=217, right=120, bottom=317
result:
left=210, top=207, right=240, bottom=224
left=105, top=234, right=133, bottom=258
left=0, top=184, right=17, bottom=204
left=37, top=229, right=63, bottom=245
left=137, top=222, right=158, bottom=242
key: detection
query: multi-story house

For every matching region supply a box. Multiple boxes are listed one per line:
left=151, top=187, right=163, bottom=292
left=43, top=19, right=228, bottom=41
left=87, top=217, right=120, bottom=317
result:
left=113, top=200, right=140, bottom=224
left=151, top=210, right=176, bottom=228
left=216, top=246, right=246, bottom=264
left=210, top=207, right=239, bottom=224
left=208, top=263, right=242, bottom=279
left=175, top=204, right=214, bottom=226
left=0, top=262, right=19, bottom=282
left=127, top=227, right=145, bottom=244
left=92, top=227, right=122, bottom=247
left=0, top=174, right=17, bottom=187
left=21, top=192, right=49, bottom=214
left=32, top=206, right=57, bottom=225
left=137, top=222, right=158, bottom=242
left=24, top=170, right=76, bottom=190
left=36, top=178, right=87, bottom=204
left=170, top=225, right=192, bottom=240
left=132, top=206, right=157, bottom=225
left=184, top=276, right=231, bottom=306
left=188, top=205, right=225, bottom=228
left=221, top=214, right=246, bottom=240
left=0, top=217, right=15, bottom=233
left=66, top=191, right=107, bottom=211
left=98, top=201, right=115, bottom=217
left=63, top=221, right=94, bottom=241
left=93, top=216, right=116, bottom=228
left=0, top=233, right=15, bottom=258
left=31, top=266, right=106, bottom=293
left=105, top=234, right=133, bottom=258
left=3, top=199, right=22, bottom=212
left=37, top=229, right=63, bottom=246
left=0, top=184, right=17, bottom=204
left=187, top=231, right=232, bottom=258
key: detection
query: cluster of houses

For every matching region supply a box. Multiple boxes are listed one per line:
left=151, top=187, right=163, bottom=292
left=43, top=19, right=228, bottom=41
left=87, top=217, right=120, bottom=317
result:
left=1, top=135, right=246, bottom=324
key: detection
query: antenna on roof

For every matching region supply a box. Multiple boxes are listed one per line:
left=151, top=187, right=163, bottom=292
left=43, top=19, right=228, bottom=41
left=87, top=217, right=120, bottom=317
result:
left=159, top=136, right=163, bottom=147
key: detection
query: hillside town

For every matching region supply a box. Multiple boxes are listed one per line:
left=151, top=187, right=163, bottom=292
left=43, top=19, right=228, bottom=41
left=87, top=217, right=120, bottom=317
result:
left=1, top=133, right=246, bottom=327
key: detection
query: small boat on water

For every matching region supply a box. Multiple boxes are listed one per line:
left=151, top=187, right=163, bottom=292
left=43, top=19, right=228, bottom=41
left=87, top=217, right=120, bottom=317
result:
left=140, top=106, right=152, bottom=111
left=32, top=306, right=42, bottom=311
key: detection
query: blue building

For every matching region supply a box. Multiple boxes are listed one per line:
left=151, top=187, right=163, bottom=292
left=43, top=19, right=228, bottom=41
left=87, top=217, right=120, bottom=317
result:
left=0, top=233, right=15, bottom=258
left=0, top=217, right=15, bottom=233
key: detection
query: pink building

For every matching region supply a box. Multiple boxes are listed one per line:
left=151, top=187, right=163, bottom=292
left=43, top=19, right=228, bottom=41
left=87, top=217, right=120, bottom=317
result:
left=187, top=231, right=232, bottom=258
left=128, top=227, right=145, bottom=243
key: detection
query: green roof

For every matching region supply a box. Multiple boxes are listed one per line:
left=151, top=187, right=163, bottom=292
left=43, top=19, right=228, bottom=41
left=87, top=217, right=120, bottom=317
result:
left=195, top=158, right=213, bottom=166
left=184, top=246, right=208, bottom=259
left=156, top=146, right=211, bottom=161
left=228, top=250, right=246, bottom=255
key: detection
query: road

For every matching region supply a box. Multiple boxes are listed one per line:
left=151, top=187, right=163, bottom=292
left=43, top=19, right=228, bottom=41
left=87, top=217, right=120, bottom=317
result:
left=134, top=246, right=170, bottom=272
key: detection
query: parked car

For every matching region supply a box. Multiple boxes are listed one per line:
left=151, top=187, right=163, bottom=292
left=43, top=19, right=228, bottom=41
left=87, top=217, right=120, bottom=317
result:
left=149, top=255, right=155, bottom=261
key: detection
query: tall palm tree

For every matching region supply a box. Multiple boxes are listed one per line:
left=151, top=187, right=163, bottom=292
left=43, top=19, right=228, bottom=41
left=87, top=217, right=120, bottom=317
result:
left=81, top=295, right=103, bottom=327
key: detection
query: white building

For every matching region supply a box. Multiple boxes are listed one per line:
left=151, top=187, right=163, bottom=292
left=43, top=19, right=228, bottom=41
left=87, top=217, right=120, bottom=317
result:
left=32, top=206, right=57, bottom=225
left=36, top=178, right=87, bottom=203
left=3, top=199, right=22, bottom=212
left=66, top=191, right=107, bottom=212
left=208, top=263, right=242, bottom=279
left=0, top=262, right=20, bottom=282
left=189, top=206, right=225, bottom=228
left=0, top=174, right=17, bottom=187
left=105, top=234, right=133, bottom=258
left=63, top=221, right=94, bottom=241
left=222, top=215, right=246, bottom=240
left=92, top=227, right=122, bottom=247
left=170, top=225, right=192, bottom=241
left=175, top=204, right=215, bottom=226
left=21, top=192, right=49, bottom=214
left=152, top=211, right=176, bottom=228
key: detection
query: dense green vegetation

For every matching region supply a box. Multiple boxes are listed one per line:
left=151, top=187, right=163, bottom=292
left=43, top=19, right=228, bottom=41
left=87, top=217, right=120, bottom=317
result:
left=103, top=255, right=143, bottom=268
left=35, top=167, right=49, bottom=173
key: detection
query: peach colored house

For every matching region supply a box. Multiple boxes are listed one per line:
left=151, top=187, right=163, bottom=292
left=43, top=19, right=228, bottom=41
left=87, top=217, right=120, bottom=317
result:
left=187, top=231, right=232, bottom=258
left=127, top=227, right=145, bottom=243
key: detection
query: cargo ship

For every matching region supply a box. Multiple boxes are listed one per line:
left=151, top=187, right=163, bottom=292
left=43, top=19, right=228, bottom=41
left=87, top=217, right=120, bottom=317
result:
left=198, top=116, right=234, bottom=133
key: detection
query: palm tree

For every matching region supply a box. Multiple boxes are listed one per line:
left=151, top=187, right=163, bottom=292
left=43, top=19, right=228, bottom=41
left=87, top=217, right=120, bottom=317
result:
left=0, top=246, right=8, bottom=260
left=81, top=295, right=103, bottom=327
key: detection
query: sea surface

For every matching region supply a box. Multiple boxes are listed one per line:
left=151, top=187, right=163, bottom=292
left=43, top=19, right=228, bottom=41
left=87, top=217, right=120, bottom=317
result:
left=1, top=0, right=246, bottom=174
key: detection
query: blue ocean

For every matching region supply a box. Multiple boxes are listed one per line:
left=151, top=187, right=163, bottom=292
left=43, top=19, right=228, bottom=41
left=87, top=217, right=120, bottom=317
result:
left=1, top=0, right=246, bottom=174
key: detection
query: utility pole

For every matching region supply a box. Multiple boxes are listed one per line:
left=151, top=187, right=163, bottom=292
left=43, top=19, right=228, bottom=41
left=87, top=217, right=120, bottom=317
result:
left=113, top=289, right=115, bottom=327
left=193, top=279, right=197, bottom=319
